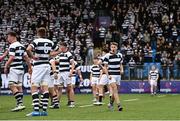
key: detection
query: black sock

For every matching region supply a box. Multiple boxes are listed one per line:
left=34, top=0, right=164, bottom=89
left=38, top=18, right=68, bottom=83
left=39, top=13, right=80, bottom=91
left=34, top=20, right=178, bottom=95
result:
left=32, top=92, right=39, bottom=112
left=42, top=92, right=49, bottom=112
left=14, top=92, right=22, bottom=106
left=99, top=96, right=103, bottom=102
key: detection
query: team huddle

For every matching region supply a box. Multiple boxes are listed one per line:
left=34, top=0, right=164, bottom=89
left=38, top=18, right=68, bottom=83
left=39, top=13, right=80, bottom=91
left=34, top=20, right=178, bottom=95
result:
left=0, top=27, right=160, bottom=117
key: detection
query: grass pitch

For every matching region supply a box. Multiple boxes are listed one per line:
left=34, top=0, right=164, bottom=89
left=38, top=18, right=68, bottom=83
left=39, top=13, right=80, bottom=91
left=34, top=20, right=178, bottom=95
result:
left=0, top=94, right=180, bottom=120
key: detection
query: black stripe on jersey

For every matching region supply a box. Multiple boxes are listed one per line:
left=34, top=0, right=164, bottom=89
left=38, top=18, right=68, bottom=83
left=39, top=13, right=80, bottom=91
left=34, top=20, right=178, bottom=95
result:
left=109, top=72, right=120, bottom=75
left=59, top=69, right=70, bottom=72
left=108, top=61, right=121, bottom=65
left=37, top=42, right=53, bottom=47
left=13, top=59, right=23, bottom=62
left=108, top=67, right=120, bottom=70
left=10, top=63, right=23, bottom=67
left=35, top=49, right=50, bottom=54
left=34, top=61, right=49, bottom=66
left=60, top=65, right=70, bottom=68
left=9, top=48, right=15, bottom=52
left=15, top=46, right=25, bottom=51
left=14, top=53, right=23, bottom=56
left=13, top=68, right=24, bottom=70
left=38, top=57, right=49, bottom=60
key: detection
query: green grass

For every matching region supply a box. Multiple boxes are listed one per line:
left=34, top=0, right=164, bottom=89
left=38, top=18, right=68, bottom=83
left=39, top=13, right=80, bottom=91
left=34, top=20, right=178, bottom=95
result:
left=0, top=94, right=180, bottom=120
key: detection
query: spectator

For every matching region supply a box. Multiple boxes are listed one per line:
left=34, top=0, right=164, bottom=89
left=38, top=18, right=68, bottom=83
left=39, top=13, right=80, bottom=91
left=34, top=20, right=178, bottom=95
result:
left=143, top=30, right=150, bottom=43
left=175, top=51, right=180, bottom=79
left=136, top=56, right=144, bottom=80
left=167, top=58, right=174, bottom=80
left=86, top=35, right=94, bottom=65
left=161, top=51, right=168, bottom=80
left=128, top=57, right=136, bottom=79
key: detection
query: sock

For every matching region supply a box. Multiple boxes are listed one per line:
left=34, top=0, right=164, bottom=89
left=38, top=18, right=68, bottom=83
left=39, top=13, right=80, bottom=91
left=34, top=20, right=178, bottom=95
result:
left=99, top=94, right=103, bottom=102
left=52, top=95, right=59, bottom=106
left=109, top=95, right=114, bottom=105
left=69, top=101, right=75, bottom=105
left=19, top=92, right=23, bottom=105
left=32, top=92, right=39, bottom=112
left=42, top=91, right=49, bottom=112
left=117, top=103, right=121, bottom=107
left=40, top=93, right=43, bottom=107
left=14, top=92, right=22, bottom=106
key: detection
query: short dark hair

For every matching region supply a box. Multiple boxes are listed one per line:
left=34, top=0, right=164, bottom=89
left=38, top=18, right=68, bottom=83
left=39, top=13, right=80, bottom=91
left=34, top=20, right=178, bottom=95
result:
left=7, top=31, right=17, bottom=37
left=59, top=41, right=68, bottom=47
left=37, top=27, right=46, bottom=37
left=110, top=42, right=118, bottom=46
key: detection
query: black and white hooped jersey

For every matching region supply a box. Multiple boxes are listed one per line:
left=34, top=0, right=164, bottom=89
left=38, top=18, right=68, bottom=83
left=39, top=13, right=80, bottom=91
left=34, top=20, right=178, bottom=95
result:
left=30, top=38, right=55, bottom=66
left=8, top=41, right=26, bottom=70
left=104, top=52, right=123, bottom=75
left=58, top=51, right=74, bottom=72
left=71, top=61, right=81, bottom=76
left=91, top=65, right=101, bottom=78
left=149, top=70, right=159, bottom=80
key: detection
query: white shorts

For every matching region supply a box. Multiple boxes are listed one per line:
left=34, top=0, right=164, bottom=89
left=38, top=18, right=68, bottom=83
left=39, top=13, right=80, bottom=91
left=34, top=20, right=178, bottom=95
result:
left=54, top=78, right=62, bottom=87
left=109, top=75, right=121, bottom=85
left=71, top=76, right=76, bottom=85
left=91, top=77, right=99, bottom=85
left=48, top=75, right=54, bottom=88
left=150, top=80, right=157, bottom=86
left=58, top=72, right=71, bottom=87
left=99, top=74, right=108, bottom=85
left=31, top=65, right=51, bottom=87
left=8, top=68, right=24, bottom=86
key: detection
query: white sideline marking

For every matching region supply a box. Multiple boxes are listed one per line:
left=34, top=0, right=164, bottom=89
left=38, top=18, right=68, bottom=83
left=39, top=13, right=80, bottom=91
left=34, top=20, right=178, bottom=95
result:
left=157, top=95, right=166, bottom=98
left=123, top=98, right=139, bottom=102
left=79, top=104, right=93, bottom=108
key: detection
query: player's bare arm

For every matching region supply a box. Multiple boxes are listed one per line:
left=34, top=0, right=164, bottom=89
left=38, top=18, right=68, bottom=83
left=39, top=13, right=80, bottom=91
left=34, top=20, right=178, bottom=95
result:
left=50, top=59, right=58, bottom=80
left=23, top=55, right=32, bottom=75
left=4, top=55, right=14, bottom=74
left=69, top=60, right=75, bottom=77
left=120, top=64, right=124, bottom=75
left=26, top=45, right=38, bottom=60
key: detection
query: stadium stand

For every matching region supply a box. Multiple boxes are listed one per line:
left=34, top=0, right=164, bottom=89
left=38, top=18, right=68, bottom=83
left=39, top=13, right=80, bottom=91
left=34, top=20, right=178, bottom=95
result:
left=0, top=0, right=179, bottom=80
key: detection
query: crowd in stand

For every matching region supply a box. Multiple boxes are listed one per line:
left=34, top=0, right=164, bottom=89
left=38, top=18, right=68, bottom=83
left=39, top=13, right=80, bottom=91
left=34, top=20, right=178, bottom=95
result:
left=0, top=0, right=180, bottom=79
